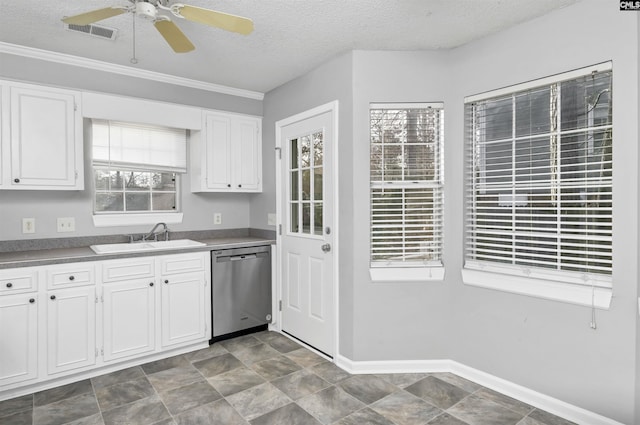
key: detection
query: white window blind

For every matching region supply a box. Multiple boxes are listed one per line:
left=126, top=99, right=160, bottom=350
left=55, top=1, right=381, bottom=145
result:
left=92, top=119, right=187, bottom=172
left=464, top=63, right=612, bottom=287
left=370, top=103, right=444, bottom=267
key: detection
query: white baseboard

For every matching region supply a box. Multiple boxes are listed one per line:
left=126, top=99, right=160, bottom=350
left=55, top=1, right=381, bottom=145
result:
left=335, top=355, right=624, bottom=425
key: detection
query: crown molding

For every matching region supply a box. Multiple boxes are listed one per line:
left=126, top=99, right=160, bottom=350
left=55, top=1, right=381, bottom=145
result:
left=0, top=42, right=264, bottom=101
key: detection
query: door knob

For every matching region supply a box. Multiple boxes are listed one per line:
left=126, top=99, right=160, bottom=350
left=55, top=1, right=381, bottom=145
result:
left=321, top=243, right=331, bottom=253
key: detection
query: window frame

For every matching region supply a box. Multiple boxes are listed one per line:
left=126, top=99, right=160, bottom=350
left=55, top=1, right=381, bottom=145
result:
left=90, top=120, right=186, bottom=227
left=463, top=62, right=613, bottom=308
left=369, top=102, right=445, bottom=282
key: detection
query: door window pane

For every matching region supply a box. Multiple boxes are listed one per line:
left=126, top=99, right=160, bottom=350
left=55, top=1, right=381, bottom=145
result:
left=314, top=167, right=323, bottom=200
left=313, top=132, right=323, bottom=166
left=291, top=171, right=299, bottom=201
left=302, top=203, right=311, bottom=234
left=290, top=138, right=298, bottom=170
left=301, top=136, right=311, bottom=168
left=302, top=170, right=311, bottom=200
left=290, top=203, right=299, bottom=233
left=314, top=202, right=323, bottom=235
left=288, top=130, right=324, bottom=236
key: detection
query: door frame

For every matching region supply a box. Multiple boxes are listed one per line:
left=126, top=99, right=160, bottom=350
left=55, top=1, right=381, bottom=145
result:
left=273, top=100, right=340, bottom=359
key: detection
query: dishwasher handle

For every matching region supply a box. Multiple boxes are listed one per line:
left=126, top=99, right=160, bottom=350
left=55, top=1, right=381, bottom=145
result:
left=231, top=254, right=256, bottom=261
left=215, top=251, right=268, bottom=263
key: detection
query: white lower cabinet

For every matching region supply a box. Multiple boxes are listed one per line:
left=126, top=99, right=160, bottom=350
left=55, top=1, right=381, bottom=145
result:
left=102, top=279, right=156, bottom=362
left=0, top=251, right=210, bottom=399
left=46, top=286, right=96, bottom=375
left=0, top=293, right=38, bottom=387
left=161, top=271, right=207, bottom=348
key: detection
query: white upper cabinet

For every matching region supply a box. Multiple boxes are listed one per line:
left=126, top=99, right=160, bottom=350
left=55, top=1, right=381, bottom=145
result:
left=0, top=80, right=84, bottom=190
left=191, top=110, right=262, bottom=192
left=0, top=85, right=4, bottom=188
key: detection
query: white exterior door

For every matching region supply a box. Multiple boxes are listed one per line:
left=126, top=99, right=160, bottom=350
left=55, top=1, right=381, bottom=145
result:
left=277, top=103, right=337, bottom=357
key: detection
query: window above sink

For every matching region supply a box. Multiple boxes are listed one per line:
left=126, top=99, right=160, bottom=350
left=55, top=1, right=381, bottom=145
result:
left=91, top=119, right=188, bottom=227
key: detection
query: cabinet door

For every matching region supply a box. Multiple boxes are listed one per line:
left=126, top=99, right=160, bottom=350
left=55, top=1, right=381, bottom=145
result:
left=47, top=287, right=96, bottom=375
left=9, top=85, right=82, bottom=189
left=204, top=113, right=232, bottom=190
left=161, top=272, right=206, bottom=347
left=0, top=84, right=5, bottom=188
left=103, top=279, right=156, bottom=362
left=0, top=293, right=38, bottom=386
left=235, top=118, right=261, bottom=191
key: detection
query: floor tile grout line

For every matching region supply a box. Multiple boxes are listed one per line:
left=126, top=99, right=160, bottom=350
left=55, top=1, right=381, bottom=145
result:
left=147, top=369, right=175, bottom=425
left=470, top=385, right=537, bottom=418
left=88, top=377, right=104, bottom=425
left=426, top=410, right=454, bottom=425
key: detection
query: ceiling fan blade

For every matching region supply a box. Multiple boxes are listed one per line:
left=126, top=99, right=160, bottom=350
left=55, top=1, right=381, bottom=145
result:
left=62, top=7, right=126, bottom=26
left=154, top=20, right=195, bottom=53
left=178, top=5, right=254, bottom=35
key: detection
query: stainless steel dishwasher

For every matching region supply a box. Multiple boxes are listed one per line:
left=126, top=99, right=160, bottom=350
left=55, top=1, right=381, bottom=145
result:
left=211, top=245, right=272, bottom=342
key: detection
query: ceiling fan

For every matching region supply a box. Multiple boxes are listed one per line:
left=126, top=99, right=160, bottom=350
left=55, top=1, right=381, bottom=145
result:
left=62, top=0, right=254, bottom=53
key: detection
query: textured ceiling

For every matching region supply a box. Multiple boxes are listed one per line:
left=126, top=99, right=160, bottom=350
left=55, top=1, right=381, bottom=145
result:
left=0, top=0, right=580, bottom=94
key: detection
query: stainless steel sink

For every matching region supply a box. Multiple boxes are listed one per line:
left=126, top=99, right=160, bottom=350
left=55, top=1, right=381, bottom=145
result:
left=90, top=239, right=206, bottom=254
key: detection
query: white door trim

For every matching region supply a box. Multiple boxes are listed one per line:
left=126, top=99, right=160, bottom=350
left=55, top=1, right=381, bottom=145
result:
left=273, top=100, right=339, bottom=359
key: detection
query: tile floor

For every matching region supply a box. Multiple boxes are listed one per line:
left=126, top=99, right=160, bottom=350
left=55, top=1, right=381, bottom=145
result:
left=0, top=331, right=577, bottom=425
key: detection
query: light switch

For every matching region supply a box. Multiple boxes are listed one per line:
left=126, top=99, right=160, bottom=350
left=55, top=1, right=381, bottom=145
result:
left=268, top=213, right=277, bottom=226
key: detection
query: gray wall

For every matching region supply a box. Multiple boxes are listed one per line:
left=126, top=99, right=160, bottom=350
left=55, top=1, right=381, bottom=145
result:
left=0, top=53, right=262, bottom=240
left=636, top=10, right=640, bottom=424
left=256, top=51, right=356, bottom=357
left=258, top=1, right=638, bottom=423
left=350, top=50, right=454, bottom=361
left=446, top=2, right=638, bottom=422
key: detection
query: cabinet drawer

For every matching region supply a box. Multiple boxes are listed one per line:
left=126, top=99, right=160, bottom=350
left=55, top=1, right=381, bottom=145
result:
left=102, top=258, right=155, bottom=283
left=0, top=269, right=38, bottom=294
left=47, top=264, right=94, bottom=289
left=160, top=253, right=206, bottom=275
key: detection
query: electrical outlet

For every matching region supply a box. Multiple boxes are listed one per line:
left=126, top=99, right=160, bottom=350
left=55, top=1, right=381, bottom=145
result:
left=22, top=218, right=36, bottom=234
left=57, top=217, right=75, bottom=233
left=267, top=213, right=277, bottom=226
left=214, top=213, right=222, bottom=225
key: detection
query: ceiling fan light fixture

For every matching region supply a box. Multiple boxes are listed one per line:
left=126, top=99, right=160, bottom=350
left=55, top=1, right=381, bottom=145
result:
left=135, top=2, right=158, bottom=20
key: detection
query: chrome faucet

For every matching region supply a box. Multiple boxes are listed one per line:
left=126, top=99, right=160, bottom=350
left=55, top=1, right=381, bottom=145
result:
left=142, top=222, right=169, bottom=242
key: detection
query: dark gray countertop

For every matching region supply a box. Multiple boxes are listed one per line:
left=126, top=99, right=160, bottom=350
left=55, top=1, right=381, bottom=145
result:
left=0, top=237, right=275, bottom=269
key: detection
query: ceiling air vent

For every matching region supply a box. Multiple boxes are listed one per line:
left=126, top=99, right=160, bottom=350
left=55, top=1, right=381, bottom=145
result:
left=65, top=23, right=118, bottom=41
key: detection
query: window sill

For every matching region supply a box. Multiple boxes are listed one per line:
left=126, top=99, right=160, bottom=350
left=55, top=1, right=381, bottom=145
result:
left=93, top=213, right=184, bottom=227
left=370, top=266, right=445, bottom=283
left=461, top=268, right=612, bottom=310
